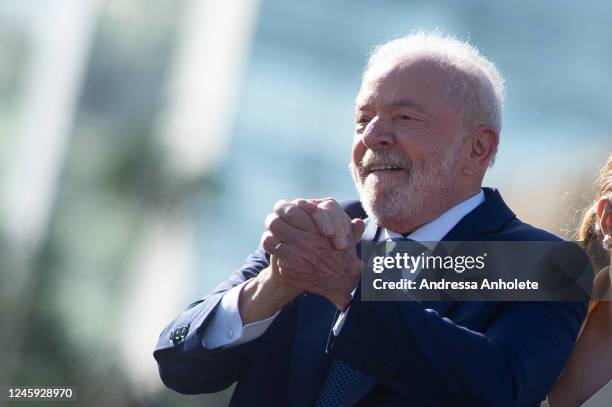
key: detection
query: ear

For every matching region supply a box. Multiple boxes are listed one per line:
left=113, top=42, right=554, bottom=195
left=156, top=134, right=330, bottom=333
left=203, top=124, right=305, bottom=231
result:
left=462, top=126, right=499, bottom=176
left=596, top=197, right=611, bottom=236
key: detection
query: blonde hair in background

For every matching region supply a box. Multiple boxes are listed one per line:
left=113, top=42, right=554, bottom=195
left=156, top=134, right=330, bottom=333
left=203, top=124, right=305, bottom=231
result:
left=578, top=154, right=612, bottom=269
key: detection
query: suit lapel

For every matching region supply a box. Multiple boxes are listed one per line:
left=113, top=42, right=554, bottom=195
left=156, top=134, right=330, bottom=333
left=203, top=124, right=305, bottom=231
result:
left=290, top=190, right=515, bottom=405
left=288, top=293, right=337, bottom=407
left=418, top=189, right=515, bottom=318
left=340, top=188, right=515, bottom=405
left=287, top=219, right=378, bottom=407
left=336, top=219, right=383, bottom=405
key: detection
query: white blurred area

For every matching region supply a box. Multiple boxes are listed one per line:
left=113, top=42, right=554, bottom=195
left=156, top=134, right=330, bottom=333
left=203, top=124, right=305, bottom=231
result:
left=1, top=0, right=99, bottom=253
left=0, top=0, right=610, bottom=406
left=123, top=0, right=259, bottom=394
left=0, top=0, right=259, bottom=404
left=0, top=0, right=100, bottom=390
left=156, top=0, right=259, bottom=178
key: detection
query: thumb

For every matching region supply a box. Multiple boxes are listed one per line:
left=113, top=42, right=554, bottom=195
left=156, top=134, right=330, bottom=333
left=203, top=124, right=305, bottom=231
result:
left=350, top=218, right=366, bottom=244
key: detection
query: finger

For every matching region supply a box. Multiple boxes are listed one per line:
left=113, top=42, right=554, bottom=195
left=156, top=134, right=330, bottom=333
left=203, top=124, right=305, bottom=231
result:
left=319, top=200, right=352, bottom=249
left=274, top=242, right=290, bottom=260
left=311, top=208, right=334, bottom=237
left=275, top=201, right=316, bottom=231
left=260, top=231, right=281, bottom=255
left=269, top=254, right=280, bottom=275
left=273, top=199, right=290, bottom=213
left=331, top=230, right=348, bottom=250
left=266, top=213, right=318, bottom=245
left=297, top=198, right=349, bottom=243
left=307, top=197, right=334, bottom=205
left=293, top=199, right=319, bottom=215
left=275, top=244, right=307, bottom=273
left=350, top=218, right=366, bottom=244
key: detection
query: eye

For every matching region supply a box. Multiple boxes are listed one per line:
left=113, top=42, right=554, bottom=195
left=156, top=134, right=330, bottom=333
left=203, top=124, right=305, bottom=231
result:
left=356, top=116, right=371, bottom=125
left=398, top=114, right=415, bottom=121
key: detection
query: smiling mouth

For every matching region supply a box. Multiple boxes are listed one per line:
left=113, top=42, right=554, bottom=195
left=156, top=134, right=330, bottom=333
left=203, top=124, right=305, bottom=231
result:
left=366, top=165, right=406, bottom=174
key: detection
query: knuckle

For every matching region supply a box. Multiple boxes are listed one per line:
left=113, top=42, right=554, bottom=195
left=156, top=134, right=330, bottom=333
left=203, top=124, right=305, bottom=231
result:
left=270, top=218, right=283, bottom=232
left=312, top=210, right=328, bottom=224
left=273, top=199, right=289, bottom=211
left=265, top=213, right=275, bottom=228
left=284, top=204, right=300, bottom=218
left=262, top=242, right=272, bottom=253
left=266, top=214, right=282, bottom=230
left=262, top=241, right=274, bottom=253
left=319, top=199, right=335, bottom=210
left=261, top=232, right=275, bottom=247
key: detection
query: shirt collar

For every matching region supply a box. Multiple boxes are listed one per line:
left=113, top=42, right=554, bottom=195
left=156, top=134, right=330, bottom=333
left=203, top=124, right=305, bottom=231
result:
left=380, top=189, right=485, bottom=250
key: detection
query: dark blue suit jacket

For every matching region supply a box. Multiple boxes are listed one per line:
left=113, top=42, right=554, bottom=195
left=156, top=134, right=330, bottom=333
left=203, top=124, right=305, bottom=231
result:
left=154, top=188, right=587, bottom=406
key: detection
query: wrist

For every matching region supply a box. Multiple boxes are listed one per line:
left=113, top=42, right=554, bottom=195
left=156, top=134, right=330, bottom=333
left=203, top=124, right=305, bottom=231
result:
left=253, top=266, right=301, bottom=302
left=239, top=264, right=302, bottom=324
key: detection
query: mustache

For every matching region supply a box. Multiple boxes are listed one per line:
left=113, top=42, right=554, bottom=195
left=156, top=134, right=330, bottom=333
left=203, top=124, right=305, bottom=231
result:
left=357, top=150, right=412, bottom=177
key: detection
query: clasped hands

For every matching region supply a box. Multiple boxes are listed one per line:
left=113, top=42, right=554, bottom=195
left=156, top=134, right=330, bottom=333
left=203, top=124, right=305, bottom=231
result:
left=260, top=199, right=366, bottom=310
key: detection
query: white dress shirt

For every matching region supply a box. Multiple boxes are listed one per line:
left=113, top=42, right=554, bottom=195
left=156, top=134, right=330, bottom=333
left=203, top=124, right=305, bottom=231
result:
left=202, top=189, right=485, bottom=349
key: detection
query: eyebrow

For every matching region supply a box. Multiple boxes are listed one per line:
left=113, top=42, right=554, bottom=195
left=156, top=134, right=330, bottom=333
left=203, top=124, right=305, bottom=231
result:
left=390, top=100, right=427, bottom=113
left=355, top=99, right=428, bottom=114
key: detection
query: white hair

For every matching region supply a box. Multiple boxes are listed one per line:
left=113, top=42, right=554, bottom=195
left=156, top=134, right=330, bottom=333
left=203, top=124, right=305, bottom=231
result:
left=364, top=31, right=505, bottom=139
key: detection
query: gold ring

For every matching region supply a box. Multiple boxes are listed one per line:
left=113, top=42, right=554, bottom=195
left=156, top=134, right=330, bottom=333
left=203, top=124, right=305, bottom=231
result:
left=274, top=242, right=283, bottom=255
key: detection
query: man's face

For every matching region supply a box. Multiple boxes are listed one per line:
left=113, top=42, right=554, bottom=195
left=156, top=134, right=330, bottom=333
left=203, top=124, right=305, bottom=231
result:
left=350, top=57, right=469, bottom=232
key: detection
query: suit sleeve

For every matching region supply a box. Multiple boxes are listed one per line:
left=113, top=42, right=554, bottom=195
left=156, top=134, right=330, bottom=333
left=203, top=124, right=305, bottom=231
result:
left=153, top=247, right=270, bottom=394
left=329, top=292, right=587, bottom=406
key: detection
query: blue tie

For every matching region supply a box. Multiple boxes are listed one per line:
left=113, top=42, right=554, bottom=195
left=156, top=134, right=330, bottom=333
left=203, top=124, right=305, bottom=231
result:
left=315, top=237, right=426, bottom=406
left=314, top=358, right=358, bottom=407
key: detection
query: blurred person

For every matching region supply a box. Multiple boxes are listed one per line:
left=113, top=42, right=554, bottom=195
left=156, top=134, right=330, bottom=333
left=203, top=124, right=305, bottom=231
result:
left=547, top=155, right=612, bottom=406
left=154, top=32, right=588, bottom=406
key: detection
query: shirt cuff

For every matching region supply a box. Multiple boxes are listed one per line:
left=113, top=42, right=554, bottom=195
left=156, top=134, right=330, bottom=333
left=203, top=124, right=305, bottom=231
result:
left=202, top=279, right=279, bottom=349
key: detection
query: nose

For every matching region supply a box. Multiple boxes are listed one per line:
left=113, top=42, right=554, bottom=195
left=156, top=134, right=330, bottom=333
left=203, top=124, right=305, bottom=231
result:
left=361, top=115, right=394, bottom=149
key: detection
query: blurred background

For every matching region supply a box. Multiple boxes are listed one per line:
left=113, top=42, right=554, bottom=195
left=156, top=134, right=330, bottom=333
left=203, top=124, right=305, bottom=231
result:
left=0, top=0, right=610, bottom=405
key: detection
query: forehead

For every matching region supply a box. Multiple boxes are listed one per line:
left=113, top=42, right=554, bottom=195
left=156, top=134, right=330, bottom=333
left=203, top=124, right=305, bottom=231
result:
left=356, top=57, right=452, bottom=110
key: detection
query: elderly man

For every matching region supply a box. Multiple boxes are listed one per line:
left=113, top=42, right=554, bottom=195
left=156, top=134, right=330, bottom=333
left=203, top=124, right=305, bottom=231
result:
left=154, top=33, right=587, bottom=406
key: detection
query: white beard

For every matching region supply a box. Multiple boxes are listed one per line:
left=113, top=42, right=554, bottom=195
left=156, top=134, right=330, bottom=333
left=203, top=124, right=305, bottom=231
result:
left=350, top=144, right=460, bottom=231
